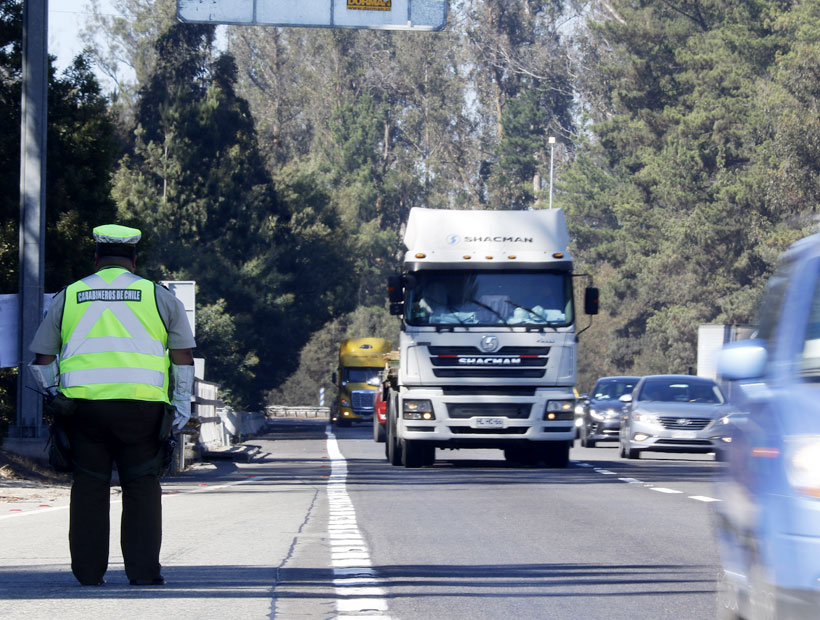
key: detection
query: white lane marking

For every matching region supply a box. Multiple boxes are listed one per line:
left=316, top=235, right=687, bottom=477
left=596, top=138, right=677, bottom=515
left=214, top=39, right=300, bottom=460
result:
left=618, top=478, right=643, bottom=484
left=594, top=469, right=617, bottom=475
left=690, top=495, right=721, bottom=503
left=649, top=487, right=684, bottom=494
left=326, top=425, right=391, bottom=620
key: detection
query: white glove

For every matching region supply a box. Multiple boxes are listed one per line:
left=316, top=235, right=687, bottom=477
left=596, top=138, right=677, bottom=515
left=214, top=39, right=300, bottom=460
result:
left=29, top=360, right=59, bottom=398
left=170, top=363, right=195, bottom=432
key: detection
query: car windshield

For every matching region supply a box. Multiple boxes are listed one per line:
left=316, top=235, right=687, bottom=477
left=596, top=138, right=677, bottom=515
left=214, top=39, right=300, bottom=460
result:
left=637, top=379, right=725, bottom=404
left=345, top=368, right=381, bottom=385
left=800, top=269, right=820, bottom=379
left=593, top=380, right=636, bottom=400
left=405, top=270, right=573, bottom=327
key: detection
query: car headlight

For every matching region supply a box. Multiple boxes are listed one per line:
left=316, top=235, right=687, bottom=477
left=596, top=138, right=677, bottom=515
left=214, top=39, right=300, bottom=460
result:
left=403, top=399, right=435, bottom=420
left=785, top=436, right=820, bottom=499
left=632, top=412, right=660, bottom=425
left=590, top=408, right=605, bottom=421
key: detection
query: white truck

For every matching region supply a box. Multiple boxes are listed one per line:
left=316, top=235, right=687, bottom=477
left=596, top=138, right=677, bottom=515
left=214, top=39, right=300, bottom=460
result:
left=384, top=207, right=598, bottom=468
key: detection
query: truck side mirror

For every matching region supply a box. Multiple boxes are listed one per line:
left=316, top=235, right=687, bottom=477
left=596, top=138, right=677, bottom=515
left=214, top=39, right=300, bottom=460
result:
left=389, top=302, right=404, bottom=316
left=387, top=274, right=404, bottom=303
left=332, top=373, right=337, bottom=385
left=584, top=287, right=599, bottom=315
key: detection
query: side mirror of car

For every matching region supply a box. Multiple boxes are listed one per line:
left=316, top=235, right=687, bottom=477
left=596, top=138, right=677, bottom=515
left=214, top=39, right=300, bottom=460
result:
left=717, top=339, right=767, bottom=380
left=619, top=394, right=633, bottom=403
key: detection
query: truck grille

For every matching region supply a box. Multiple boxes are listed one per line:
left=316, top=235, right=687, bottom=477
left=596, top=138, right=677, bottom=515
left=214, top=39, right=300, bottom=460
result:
left=447, top=403, right=532, bottom=419
left=351, top=390, right=376, bottom=412
left=428, top=346, right=549, bottom=379
left=449, top=426, right=529, bottom=435
left=658, top=417, right=711, bottom=430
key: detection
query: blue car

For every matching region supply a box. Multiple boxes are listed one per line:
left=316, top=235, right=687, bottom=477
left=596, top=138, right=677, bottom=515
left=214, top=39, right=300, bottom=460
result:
left=715, top=233, right=820, bottom=619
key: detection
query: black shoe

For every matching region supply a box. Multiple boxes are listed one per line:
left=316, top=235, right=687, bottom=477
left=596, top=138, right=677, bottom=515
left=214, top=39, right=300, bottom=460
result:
left=80, top=579, right=106, bottom=586
left=129, top=576, right=166, bottom=586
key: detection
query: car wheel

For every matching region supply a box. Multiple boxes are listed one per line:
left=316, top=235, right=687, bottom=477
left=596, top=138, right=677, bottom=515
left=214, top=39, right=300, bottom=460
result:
left=716, top=568, right=743, bottom=620
left=749, top=555, right=777, bottom=620
left=626, top=446, right=640, bottom=459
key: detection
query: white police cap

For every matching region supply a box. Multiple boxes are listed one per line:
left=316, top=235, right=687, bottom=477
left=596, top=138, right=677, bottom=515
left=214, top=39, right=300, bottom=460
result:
left=93, top=224, right=142, bottom=245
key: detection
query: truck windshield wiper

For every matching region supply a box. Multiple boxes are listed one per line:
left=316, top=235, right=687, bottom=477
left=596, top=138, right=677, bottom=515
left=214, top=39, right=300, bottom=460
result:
left=469, top=298, right=509, bottom=325
left=505, top=300, right=561, bottom=330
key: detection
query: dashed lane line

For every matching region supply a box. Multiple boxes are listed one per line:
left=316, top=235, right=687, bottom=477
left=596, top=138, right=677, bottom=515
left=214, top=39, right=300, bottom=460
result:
left=577, top=462, right=721, bottom=503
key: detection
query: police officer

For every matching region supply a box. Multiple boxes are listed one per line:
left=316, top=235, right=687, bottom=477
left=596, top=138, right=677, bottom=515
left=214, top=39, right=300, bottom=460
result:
left=28, top=224, right=196, bottom=586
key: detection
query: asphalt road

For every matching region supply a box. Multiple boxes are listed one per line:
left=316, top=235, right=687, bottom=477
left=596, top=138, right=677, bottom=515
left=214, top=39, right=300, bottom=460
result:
left=0, top=419, right=722, bottom=620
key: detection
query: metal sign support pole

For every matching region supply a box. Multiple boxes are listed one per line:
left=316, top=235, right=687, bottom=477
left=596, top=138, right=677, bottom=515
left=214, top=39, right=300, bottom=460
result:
left=15, top=0, right=48, bottom=438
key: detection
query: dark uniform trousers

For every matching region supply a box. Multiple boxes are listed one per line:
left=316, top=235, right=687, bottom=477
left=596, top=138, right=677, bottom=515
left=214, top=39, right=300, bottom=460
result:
left=66, top=399, right=165, bottom=585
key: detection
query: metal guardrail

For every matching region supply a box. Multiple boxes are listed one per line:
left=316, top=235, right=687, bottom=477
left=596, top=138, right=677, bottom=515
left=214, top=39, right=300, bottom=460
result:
left=266, top=405, right=330, bottom=419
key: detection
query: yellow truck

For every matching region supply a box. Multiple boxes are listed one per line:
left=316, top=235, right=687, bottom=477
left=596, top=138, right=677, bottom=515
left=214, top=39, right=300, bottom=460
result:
left=333, top=337, right=392, bottom=427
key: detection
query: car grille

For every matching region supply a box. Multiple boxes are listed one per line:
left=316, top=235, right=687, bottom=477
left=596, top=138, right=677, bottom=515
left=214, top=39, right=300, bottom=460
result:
left=658, top=417, right=711, bottom=430
left=655, top=439, right=713, bottom=446
left=428, top=346, right=549, bottom=379
left=351, top=390, right=376, bottom=412
left=447, top=403, right=532, bottom=419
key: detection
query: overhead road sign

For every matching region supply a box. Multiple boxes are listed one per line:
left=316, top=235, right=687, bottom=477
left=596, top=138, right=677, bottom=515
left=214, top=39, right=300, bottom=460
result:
left=177, top=0, right=447, bottom=31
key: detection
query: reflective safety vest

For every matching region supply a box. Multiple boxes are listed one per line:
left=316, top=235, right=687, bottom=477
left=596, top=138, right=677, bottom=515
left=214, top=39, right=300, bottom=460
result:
left=59, top=267, right=170, bottom=402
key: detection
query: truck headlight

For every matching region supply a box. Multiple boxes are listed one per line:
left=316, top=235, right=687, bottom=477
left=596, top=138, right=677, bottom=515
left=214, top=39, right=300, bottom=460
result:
left=403, top=399, right=435, bottom=420
left=340, top=399, right=350, bottom=407
left=786, top=436, right=820, bottom=499
left=545, top=400, right=575, bottom=421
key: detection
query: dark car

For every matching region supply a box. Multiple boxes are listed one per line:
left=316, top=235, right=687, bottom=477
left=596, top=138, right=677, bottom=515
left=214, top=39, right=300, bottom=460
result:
left=578, top=376, right=639, bottom=447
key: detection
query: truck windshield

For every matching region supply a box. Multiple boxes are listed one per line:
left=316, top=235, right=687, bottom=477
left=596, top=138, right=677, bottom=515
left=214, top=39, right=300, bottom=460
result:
left=344, top=367, right=381, bottom=385
left=405, top=270, right=573, bottom=327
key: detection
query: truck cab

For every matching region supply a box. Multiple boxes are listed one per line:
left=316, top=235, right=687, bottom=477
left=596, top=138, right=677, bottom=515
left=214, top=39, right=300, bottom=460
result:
left=385, top=207, right=598, bottom=467
left=333, top=338, right=392, bottom=427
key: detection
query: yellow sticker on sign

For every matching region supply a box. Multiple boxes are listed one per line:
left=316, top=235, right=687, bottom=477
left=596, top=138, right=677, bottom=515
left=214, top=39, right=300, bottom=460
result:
left=347, top=0, right=391, bottom=10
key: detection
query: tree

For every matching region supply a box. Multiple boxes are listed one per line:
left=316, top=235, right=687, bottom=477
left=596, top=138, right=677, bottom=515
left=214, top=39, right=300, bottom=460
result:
left=0, top=0, right=118, bottom=434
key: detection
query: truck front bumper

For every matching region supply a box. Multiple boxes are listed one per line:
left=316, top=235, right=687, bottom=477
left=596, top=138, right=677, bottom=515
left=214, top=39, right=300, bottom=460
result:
left=397, top=390, right=576, bottom=446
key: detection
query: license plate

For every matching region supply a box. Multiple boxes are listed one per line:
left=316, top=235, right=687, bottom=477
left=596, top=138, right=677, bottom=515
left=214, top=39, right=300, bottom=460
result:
left=471, top=417, right=506, bottom=429
left=670, top=430, right=698, bottom=439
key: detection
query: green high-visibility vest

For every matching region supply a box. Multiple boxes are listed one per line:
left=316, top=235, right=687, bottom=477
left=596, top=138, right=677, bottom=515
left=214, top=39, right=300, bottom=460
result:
left=59, top=267, right=170, bottom=402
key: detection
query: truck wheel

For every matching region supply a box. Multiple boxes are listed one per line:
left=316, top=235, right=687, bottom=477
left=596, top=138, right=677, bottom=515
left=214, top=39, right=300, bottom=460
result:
left=387, top=402, right=402, bottom=466
left=542, top=442, right=570, bottom=468
left=504, top=447, right=537, bottom=466
left=374, top=417, right=386, bottom=443
left=402, top=439, right=433, bottom=468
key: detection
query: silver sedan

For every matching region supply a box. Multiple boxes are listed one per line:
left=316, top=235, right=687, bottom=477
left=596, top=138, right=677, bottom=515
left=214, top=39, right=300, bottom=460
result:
left=618, top=375, right=733, bottom=459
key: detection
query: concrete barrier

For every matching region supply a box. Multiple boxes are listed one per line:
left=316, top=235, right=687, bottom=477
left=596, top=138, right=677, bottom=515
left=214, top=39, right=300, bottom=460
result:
left=266, top=405, right=330, bottom=419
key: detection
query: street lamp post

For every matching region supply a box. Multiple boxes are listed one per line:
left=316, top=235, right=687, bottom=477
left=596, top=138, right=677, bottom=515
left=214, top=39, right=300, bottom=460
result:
left=548, top=136, right=555, bottom=210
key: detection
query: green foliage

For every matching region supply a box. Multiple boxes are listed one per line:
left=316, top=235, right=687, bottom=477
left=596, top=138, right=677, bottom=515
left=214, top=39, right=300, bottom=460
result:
left=566, top=0, right=820, bottom=384
left=0, top=0, right=117, bottom=431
